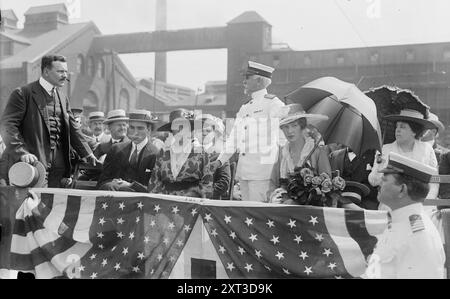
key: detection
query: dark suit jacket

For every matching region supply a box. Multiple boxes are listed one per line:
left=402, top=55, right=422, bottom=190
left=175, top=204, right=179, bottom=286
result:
left=329, top=148, right=379, bottom=210
left=0, top=81, right=92, bottom=178
left=97, top=140, right=159, bottom=188
left=94, top=137, right=129, bottom=159
left=439, top=152, right=450, bottom=199
left=209, top=152, right=231, bottom=199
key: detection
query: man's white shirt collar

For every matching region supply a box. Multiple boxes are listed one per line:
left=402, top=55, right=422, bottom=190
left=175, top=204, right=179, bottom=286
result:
left=39, top=77, right=55, bottom=95
left=132, top=137, right=148, bottom=153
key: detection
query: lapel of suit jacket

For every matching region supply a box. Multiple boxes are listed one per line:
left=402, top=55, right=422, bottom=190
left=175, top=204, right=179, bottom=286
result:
left=138, top=141, right=154, bottom=172
left=31, top=81, right=50, bottom=134
left=123, top=142, right=134, bottom=165
left=56, top=88, right=67, bottom=114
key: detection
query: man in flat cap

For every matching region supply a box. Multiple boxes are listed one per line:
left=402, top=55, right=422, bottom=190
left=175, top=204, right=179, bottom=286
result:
left=212, top=61, right=285, bottom=202
left=364, top=152, right=445, bottom=279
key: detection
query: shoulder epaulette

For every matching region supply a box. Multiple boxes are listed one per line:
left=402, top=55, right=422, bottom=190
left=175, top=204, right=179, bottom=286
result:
left=264, top=94, right=277, bottom=99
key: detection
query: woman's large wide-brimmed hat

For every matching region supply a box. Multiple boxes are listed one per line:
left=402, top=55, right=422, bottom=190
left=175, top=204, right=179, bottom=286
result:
left=195, top=113, right=225, bottom=135
left=383, top=109, right=435, bottom=130
left=279, top=103, right=328, bottom=127
left=157, top=108, right=200, bottom=132
left=8, top=161, right=46, bottom=188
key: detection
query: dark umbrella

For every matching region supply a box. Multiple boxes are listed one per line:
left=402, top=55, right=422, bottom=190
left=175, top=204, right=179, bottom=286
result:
left=364, top=86, right=430, bottom=144
left=284, top=77, right=382, bottom=156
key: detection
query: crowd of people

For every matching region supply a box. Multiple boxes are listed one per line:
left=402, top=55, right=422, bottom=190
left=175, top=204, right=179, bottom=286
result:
left=0, top=54, right=448, bottom=278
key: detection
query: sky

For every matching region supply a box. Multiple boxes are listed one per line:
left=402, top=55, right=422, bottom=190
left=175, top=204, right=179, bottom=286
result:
left=2, top=0, right=450, bottom=90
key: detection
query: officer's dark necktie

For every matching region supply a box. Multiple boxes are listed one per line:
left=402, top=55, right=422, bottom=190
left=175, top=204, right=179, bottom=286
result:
left=129, top=146, right=138, bottom=168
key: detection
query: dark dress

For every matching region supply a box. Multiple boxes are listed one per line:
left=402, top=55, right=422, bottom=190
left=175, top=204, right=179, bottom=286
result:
left=148, top=145, right=214, bottom=198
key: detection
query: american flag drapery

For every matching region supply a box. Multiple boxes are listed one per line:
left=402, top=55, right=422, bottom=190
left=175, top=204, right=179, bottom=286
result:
left=0, top=188, right=388, bottom=279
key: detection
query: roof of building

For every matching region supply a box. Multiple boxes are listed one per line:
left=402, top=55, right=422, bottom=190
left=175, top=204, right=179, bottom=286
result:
left=1, top=9, right=19, bottom=21
left=0, top=31, right=32, bottom=45
left=228, top=11, right=270, bottom=25
left=0, top=22, right=98, bottom=69
left=24, top=3, right=68, bottom=15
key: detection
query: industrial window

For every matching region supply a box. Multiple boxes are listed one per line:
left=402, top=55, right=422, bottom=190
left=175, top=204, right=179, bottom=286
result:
left=304, top=55, right=312, bottom=66
left=76, top=54, right=85, bottom=74
left=97, top=59, right=105, bottom=78
left=406, top=50, right=415, bottom=61
left=370, top=52, right=379, bottom=63
left=87, top=56, right=95, bottom=77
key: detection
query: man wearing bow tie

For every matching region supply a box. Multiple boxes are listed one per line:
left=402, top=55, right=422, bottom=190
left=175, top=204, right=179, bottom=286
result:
left=0, top=54, right=99, bottom=188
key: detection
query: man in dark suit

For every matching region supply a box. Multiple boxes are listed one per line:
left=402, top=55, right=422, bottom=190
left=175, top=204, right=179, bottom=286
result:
left=0, top=55, right=98, bottom=188
left=78, top=109, right=130, bottom=182
left=329, top=146, right=379, bottom=210
left=97, top=110, right=159, bottom=192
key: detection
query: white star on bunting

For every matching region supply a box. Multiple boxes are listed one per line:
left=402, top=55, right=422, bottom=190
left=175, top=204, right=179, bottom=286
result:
left=244, top=217, right=254, bottom=226
left=287, top=219, right=296, bottom=228
left=309, top=216, right=318, bottom=226
left=323, top=248, right=332, bottom=257
left=270, top=235, right=280, bottom=245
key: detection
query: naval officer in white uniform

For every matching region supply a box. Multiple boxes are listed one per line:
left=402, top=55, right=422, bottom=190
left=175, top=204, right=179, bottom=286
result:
left=213, top=61, right=285, bottom=202
left=365, top=152, right=445, bottom=279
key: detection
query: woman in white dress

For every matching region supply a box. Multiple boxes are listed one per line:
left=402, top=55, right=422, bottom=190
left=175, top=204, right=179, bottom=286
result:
left=368, top=109, right=439, bottom=201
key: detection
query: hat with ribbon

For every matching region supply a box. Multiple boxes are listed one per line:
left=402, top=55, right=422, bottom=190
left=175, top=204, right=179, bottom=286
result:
left=427, top=112, right=444, bottom=133
left=88, top=111, right=105, bottom=122
left=157, top=108, right=200, bottom=132
left=8, top=161, right=46, bottom=188
left=103, top=109, right=129, bottom=124
left=195, top=114, right=225, bottom=135
left=341, top=181, right=371, bottom=205
left=128, top=109, right=159, bottom=124
left=384, top=109, right=435, bottom=130
left=279, top=103, right=328, bottom=127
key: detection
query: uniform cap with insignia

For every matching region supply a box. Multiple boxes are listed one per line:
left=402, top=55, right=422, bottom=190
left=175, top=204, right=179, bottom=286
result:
left=379, top=152, right=438, bottom=182
left=244, top=61, right=275, bottom=79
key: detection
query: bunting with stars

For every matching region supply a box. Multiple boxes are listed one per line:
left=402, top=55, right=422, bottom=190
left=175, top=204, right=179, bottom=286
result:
left=7, top=189, right=199, bottom=279
left=1, top=188, right=388, bottom=279
left=201, top=203, right=388, bottom=278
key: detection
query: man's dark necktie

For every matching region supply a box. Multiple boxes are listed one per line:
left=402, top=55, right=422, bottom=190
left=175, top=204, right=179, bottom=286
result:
left=129, top=146, right=138, bottom=168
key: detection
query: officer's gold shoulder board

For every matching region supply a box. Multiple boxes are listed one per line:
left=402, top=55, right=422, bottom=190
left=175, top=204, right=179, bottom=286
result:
left=409, top=214, right=425, bottom=233
left=264, top=94, right=277, bottom=99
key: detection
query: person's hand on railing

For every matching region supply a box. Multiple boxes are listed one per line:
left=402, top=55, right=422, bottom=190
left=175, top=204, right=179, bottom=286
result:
left=269, top=188, right=287, bottom=204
